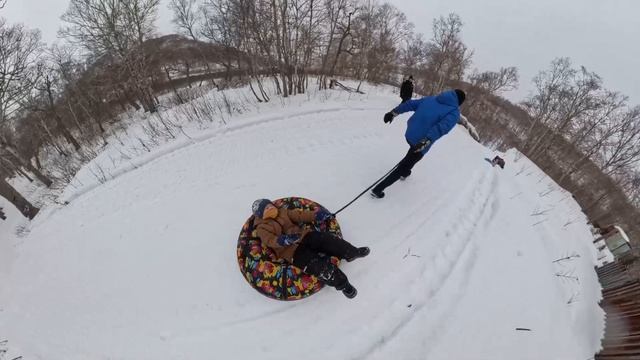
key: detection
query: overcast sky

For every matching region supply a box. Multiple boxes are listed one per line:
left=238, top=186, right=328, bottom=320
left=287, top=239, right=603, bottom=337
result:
left=2, top=0, right=639, bottom=104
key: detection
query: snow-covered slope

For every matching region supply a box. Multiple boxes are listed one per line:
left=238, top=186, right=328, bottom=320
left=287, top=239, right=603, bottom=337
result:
left=0, top=85, right=604, bottom=359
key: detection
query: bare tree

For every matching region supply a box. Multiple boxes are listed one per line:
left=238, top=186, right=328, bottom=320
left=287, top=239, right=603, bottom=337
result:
left=521, top=58, right=604, bottom=159
left=465, top=66, right=519, bottom=111
left=168, top=0, right=221, bottom=89
left=0, top=20, right=42, bottom=125
left=200, top=0, right=268, bottom=98
left=198, top=0, right=417, bottom=93
left=327, top=6, right=356, bottom=80
left=627, top=171, right=640, bottom=207
left=318, top=0, right=352, bottom=89
left=266, top=0, right=326, bottom=96
left=601, top=106, right=640, bottom=176
left=400, top=33, right=429, bottom=75
left=0, top=19, right=52, bottom=187
left=557, top=91, right=628, bottom=183
left=347, top=1, right=412, bottom=84
left=201, top=0, right=323, bottom=98
left=367, top=3, right=412, bottom=82
left=28, top=61, right=82, bottom=151
left=60, top=0, right=161, bottom=112
left=421, top=13, right=473, bottom=94
left=170, top=0, right=201, bottom=41
left=60, top=0, right=160, bottom=56
left=470, top=67, right=519, bottom=94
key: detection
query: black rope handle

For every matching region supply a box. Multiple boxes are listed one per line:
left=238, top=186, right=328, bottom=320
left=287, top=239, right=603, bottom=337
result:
left=332, top=162, right=400, bottom=216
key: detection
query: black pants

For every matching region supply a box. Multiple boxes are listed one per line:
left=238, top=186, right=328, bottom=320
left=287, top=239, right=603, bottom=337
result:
left=292, top=232, right=358, bottom=290
left=373, top=147, right=425, bottom=193
left=401, top=97, right=411, bottom=103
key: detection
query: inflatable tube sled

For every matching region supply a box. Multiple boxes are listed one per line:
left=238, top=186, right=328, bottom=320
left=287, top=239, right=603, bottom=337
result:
left=237, top=197, right=341, bottom=301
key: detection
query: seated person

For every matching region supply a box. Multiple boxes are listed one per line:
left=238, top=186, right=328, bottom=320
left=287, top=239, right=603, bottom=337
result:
left=251, top=199, right=369, bottom=299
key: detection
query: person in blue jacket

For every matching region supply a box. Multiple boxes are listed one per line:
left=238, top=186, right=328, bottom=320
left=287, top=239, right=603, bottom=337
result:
left=371, top=89, right=466, bottom=199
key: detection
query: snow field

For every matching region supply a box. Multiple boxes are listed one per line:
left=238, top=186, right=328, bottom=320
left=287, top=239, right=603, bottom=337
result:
left=0, top=84, right=604, bottom=359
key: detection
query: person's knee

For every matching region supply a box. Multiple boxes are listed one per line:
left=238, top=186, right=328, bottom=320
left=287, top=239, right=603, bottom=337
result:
left=292, top=244, right=316, bottom=269
left=304, top=258, right=348, bottom=289
left=411, top=151, right=425, bottom=161
left=330, top=269, right=348, bottom=290
left=407, top=153, right=424, bottom=167
left=318, top=264, right=347, bottom=289
left=397, top=161, right=413, bottom=174
left=301, top=231, right=324, bottom=248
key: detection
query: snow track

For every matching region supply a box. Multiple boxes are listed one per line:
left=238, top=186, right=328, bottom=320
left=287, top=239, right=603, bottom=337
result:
left=0, top=86, right=604, bottom=359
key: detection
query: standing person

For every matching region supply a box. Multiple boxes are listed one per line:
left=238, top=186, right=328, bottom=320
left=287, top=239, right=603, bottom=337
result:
left=400, top=76, right=414, bottom=103
left=251, top=199, right=370, bottom=299
left=371, top=89, right=466, bottom=199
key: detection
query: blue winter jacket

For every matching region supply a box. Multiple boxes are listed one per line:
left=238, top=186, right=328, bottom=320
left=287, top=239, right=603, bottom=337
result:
left=393, top=90, right=461, bottom=154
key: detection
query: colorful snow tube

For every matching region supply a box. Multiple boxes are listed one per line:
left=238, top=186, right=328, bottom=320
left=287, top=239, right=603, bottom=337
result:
left=237, top=197, right=341, bottom=301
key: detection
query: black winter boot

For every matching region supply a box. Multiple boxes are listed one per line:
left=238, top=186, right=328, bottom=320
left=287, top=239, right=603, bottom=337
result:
left=301, top=258, right=357, bottom=298
left=342, top=283, right=358, bottom=299
left=371, top=189, right=385, bottom=199
left=346, top=247, right=370, bottom=262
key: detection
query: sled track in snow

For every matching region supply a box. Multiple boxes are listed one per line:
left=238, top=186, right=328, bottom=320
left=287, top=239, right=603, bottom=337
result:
left=354, top=169, right=499, bottom=359
left=3, top=91, right=605, bottom=359
left=61, top=106, right=386, bottom=205
left=34, top=105, right=389, bottom=229
left=417, top=169, right=500, bottom=358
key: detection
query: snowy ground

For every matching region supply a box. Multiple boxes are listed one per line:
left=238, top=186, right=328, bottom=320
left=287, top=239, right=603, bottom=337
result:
left=0, top=84, right=604, bottom=359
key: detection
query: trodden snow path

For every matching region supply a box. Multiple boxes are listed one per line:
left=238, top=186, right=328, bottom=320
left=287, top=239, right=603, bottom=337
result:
left=0, top=86, right=604, bottom=359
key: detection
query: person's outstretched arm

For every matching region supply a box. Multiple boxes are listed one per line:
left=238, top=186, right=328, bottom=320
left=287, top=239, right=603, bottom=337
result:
left=457, top=114, right=480, bottom=142
left=384, top=98, right=423, bottom=124
left=288, top=208, right=333, bottom=224
left=393, top=98, right=422, bottom=114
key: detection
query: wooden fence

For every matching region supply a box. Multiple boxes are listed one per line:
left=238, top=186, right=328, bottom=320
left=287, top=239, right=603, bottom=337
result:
left=596, top=262, right=640, bottom=359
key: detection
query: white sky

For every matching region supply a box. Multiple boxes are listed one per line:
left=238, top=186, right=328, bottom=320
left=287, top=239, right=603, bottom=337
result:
left=2, top=0, right=639, bottom=104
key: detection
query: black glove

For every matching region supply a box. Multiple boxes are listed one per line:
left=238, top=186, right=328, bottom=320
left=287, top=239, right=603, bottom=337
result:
left=412, top=138, right=432, bottom=153
left=384, top=112, right=397, bottom=124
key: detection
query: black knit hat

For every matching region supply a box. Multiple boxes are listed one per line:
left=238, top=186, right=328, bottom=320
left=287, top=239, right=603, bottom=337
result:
left=454, top=89, right=466, bottom=105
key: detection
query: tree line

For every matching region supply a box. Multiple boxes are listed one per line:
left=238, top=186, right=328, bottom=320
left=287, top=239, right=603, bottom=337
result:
left=0, top=0, right=638, bottom=240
